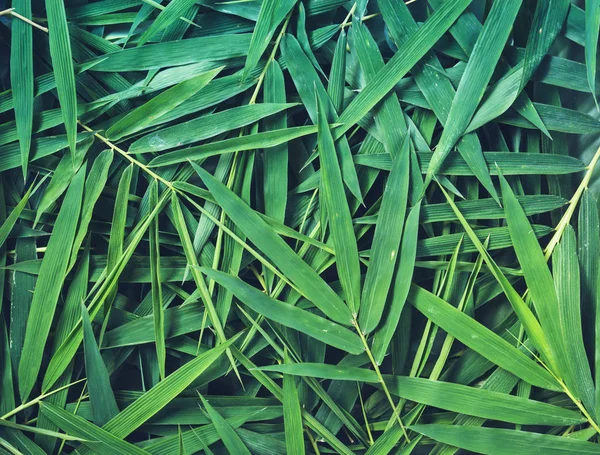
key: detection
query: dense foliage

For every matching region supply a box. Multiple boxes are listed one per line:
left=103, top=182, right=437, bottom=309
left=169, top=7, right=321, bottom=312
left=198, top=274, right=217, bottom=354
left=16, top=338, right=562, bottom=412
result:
left=2, top=0, right=600, bottom=453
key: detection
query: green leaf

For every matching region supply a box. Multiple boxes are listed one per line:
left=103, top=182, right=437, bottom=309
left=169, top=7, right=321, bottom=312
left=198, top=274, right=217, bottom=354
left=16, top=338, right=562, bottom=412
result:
left=18, top=165, right=86, bottom=401
left=498, top=172, right=572, bottom=385
left=316, top=91, right=360, bottom=315
left=379, top=0, right=498, bottom=200
left=194, top=163, right=352, bottom=325
left=40, top=402, right=151, bottom=455
left=262, top=63, right=289, bottom=224
left=407, top=284, right=559, bottom=391
left=45, top=0, right=78, bottom=158
left=354, top=151, right=585, bottom=176
left=371, top=201, right=421, bottom=364
left=411, top=425, right=600, bottom=454
left=83, top=335, right=239, bottom=450
left=150, top=125, right=319, bottom=167
left=42, top=191, right=170, bottom=392
left=586, top=0, right=600, bottom=101
left=34, top=135, right=93, bottom=225
left=335, top=0, right=472, bottom=137
left=242, top=0, right=295, bottom=79
left=10, top=0, right=34, bottom=177
left=552, top=225, right=595, bottom=413
left=137, top=0, right=200, bottom=46
left=149, top=181, right=165, bottom=380
left=200, top=267, right=363, bottom=354
left=82, top=304, right=119, bottom=426
left=426, top=0, right=522, bottom=184
left=130, top=103, right=295, bottom=153
left=359, top=137, right=410, bottom=333
left=198, top=394, right=252, bottom=455
left=521, top=0, right=571, bottom=88
left=106, top=68, right=222, bottom=141
left=0, top=182, right=35, bottom=249
left=69, top=149, right=114, bottom=270
left=327, top=30, right=347, bottom=114
left=282, top=350, right=305, bottom=455
left=90, top=35, right=252, bottom=72
left=281, top=34, right=363, bottom=202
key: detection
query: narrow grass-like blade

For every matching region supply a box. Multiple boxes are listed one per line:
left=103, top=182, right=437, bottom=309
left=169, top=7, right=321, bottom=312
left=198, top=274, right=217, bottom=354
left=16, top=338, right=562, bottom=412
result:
left=426, top=0, right=522, bottom=184
left=281, top=34, right=363, bottom=202
left=436, top=183, right=556, bottom=368
left=408, top=284, right=559, bottom=391
left=282, top=350, right=305, bottom=455
left=498, top=172, right=572, bottom=387
left=317, top=93, right=360, bottom=314
left=82, top=304, right=119, bottom=426
left=149, top=181, right=165, bottom=380
left=335, top=0, right=472, bottom=137
left=379, top=0, right=498, bottom=201
left=201, top=267, right=363, bottom=354
left=359, top=137, right=409, bottom=332
left=586, top=0, right=600, bottom=101
left=411, top=425, right=600, bottom=455
left=327, top=30, right=346, bottom=113
left=76, top=336, right=239, bottom=453
left=242, top=0, right=296, bottom=80
left=130, top=103, right=294, bottom=153
left=194, top=163, right=352, bottom=324
left=198, top=394, right=252, bottom=455
left=45, top=0, right=78, bottom=158
left=262, top=63, right=288, bottom=224
left=371, top=201, right=421, bottom=363
left=10, top=0, right=34, bottom=177
left=107, top=68, right=222, bottom=141
left=0, top=182, right=35, bottom=248
left=137, top=0, right=198, bottom=46
left=521, top=0, right=571, bottom=88
left=39, top=404, right=150, bottom=455
left=552, top=225, right=595, bottom=413
left=18, top=165, right=85, bottom=401
left=150, top=125, right=319, bottom=167
left=42, top=191, right=170, bottom=392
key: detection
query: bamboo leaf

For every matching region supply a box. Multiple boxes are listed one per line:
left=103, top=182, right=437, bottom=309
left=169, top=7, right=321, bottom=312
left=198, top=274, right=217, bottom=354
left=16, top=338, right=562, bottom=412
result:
left=82, top=304, right=119, bottom=426
left=18, top=165, right=86, bottom=401
left=316, top=91, right=360, bottom=315
left=194, top=163, right=352, bottom=325
left=586, top=0, right=600, bottom=101
left=407, top=284, right=560, bottom=391
left=282, top=350, right=305, bottom=455
left=200, top=267, right=364, bottom=354
left=411, top=425, right=600, bottom=454
left=198, top=394, right=252, bottom=455
left=426, top=0, right=523, bottom=184
left=45, top=0, right=78, bottom=158
left=106, top=68, right=222, bottom=141
left=10, top=0, right=34, bottom=177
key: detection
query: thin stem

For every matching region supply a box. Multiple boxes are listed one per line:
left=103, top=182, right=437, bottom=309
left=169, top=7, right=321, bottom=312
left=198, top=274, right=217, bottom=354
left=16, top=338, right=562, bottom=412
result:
left=1, top=378, right=85, bottom=420
left=340, top=3, right=357, bottom=30
left=353, top=319, right=410, bottom=442
left=341, top=11, right=380, bottom=28
left=78, top=121, right=174, bottom=190
left=559, top=379, right=600, bottom=435
left=248, top=13, right=292, bottom=105
left=11, top=9, right=48, bottom=32
left=357, top=382, right=375, bottom=445
left=305, top=429, right=321, bottom=455
left=512, top=332, right=600, bottom=435
left=544, top=144, right=600, bottom=259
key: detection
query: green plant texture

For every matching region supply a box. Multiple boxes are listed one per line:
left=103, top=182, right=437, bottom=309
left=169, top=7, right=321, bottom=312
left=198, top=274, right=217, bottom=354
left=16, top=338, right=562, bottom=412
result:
left=1, top=0, right=600, bottom=454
